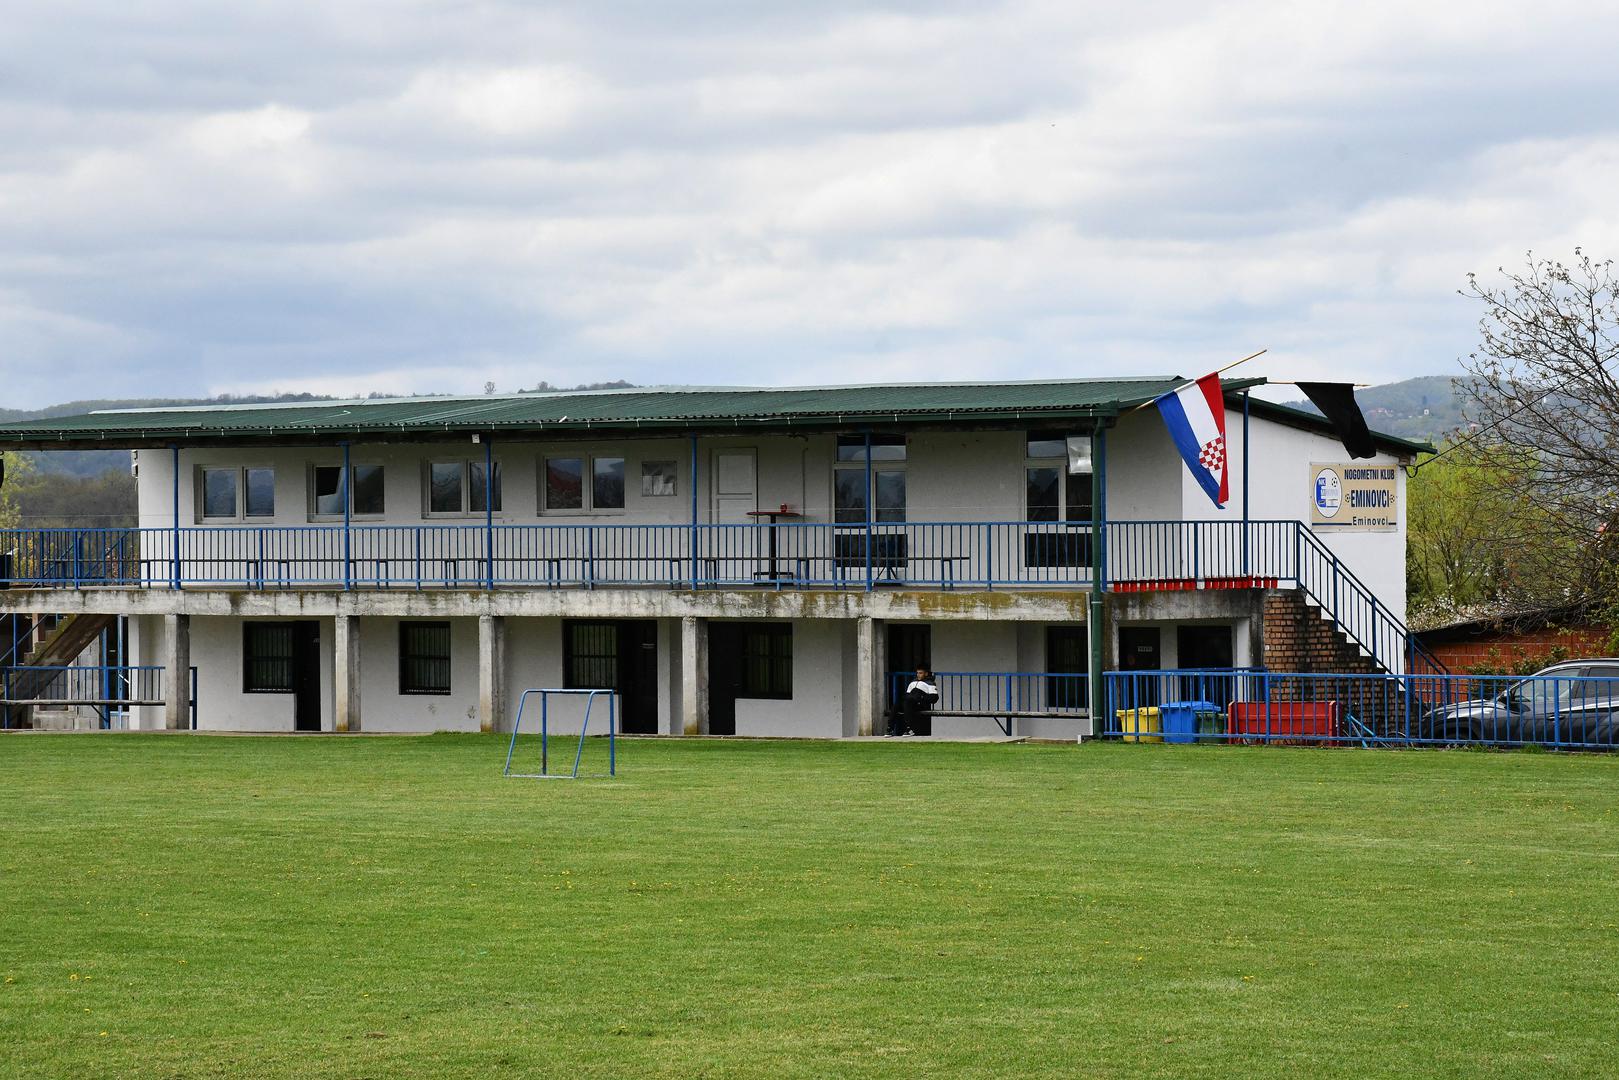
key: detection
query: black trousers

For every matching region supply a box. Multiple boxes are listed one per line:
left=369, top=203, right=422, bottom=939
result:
left=899, top=690, right=938, bottom=736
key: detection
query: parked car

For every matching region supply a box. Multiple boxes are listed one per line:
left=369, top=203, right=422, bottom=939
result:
left=1418, top=660, right=1619, bottom=747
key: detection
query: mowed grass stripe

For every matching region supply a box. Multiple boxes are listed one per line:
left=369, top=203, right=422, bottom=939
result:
left=2, top=735, right=1616, bottom=1079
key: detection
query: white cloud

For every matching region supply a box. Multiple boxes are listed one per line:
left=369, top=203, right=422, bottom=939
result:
left=2, top=0, right=1619, bottom=406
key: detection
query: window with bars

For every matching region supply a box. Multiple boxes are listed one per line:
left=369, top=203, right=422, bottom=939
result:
left=564, top=621, right=619, bottom=689
left=738, top=622, right=792, bottom=699
left=243, top=623, right=294, bottom=693
left=399, top=622, right=452, bottom=695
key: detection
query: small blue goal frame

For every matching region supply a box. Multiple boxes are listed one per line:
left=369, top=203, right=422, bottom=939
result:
left=503, top=688, right=618, bottom=779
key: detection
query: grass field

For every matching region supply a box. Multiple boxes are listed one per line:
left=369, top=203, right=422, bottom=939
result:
left=3, top=735, right=1618, bottom=1079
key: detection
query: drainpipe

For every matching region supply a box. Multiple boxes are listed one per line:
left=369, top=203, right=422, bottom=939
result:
left=864, top=428, right=873, bottom=592
left=1242, top=390, right=1251, bottom=578
left=689, top=434, right=699, bottom=588
left=1088, top=422, right=1107, bottom=737
left=170, top=445, right=181, bottom=590
left=341, top=441, right=352, bottom=592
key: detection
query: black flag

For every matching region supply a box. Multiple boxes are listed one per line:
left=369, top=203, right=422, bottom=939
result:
left=1297, top=382, right=1376, bottom=459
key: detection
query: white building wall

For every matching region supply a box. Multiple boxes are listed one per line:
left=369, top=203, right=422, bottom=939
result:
left=1169, top=411, right=1409, bottom=619
left=727, top=618, right=845, bottom=738
left=359, top=617, right=480, bottom=732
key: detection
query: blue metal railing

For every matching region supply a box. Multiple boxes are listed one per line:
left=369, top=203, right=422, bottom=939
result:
left=886, top=670, right=1091, bottom=720
left=0, top=663, right=195, bottom=730
left=0, top=519, right=1434, bottom=675
left=1104, top=670, right=1619, bottom=750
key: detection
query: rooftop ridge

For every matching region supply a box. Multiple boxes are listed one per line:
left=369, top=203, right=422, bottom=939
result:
left=89, top=376, right=1184, bottom=417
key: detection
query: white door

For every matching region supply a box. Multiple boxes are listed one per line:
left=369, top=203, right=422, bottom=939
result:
left=712, top=450, right=757, bottom=524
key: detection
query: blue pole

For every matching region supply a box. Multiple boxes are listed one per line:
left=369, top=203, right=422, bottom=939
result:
left=170, top=445, right=181, bottom=590
left=1242, top=390, right=1251, bottom=577
left=689, top=434, right=699, bottom=589
left=484, top=436, right=495, bottom=590
left=1089, top=422, right=1107, bottom=732
left=341, top=442, right=352, bottom=591
left=864, top=429, right=873, bottom=592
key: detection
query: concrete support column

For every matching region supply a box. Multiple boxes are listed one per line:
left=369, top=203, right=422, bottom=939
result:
left=855, top=616, right=886, bottom=736
left=163, top=613, right=190, bottom=730
left=334, top=615, right=361, bottom=733
left=479, top=615, right=507, bottom=734
left=680, top=615, right=707, bottom=735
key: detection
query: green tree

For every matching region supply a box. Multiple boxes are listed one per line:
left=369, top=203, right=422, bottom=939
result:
left=1406, top=440, right=1549, bottom=621
left=0, top=451, right=35, bottom=529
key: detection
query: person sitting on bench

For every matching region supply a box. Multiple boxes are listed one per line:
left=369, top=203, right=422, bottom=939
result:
left=893, top=667, right=939, bottom=737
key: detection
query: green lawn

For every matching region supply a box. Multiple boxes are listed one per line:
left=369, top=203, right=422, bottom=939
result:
left=3, top=735, right=1617, bottom=1079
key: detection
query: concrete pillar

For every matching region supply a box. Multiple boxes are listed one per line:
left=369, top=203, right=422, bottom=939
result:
left=855, top=617, right=886, bottom=736
left=334, top=615, right=361, bottom=733
left=680, top=615, right=707, bottom=735
left=163, top=613, right=190, bottom=730
left=479, top=615, right=507, bottom=734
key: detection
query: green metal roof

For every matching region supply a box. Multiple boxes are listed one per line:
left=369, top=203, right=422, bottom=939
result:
left=0, top=377, right=1249, bottom=447
left=0, top=375, right=1426, bottom=456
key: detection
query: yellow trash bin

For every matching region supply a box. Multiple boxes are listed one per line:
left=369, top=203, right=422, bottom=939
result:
left=1116, top=706, right=1163, bottom=743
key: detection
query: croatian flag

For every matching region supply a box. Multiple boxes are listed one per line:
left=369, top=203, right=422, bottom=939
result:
left=1154, top=373, right=1229, bottom=508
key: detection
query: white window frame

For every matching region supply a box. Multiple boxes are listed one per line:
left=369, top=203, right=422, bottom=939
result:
left=308, top=463, right=387, bottom=521
left=422, top=460, right=503, bottom=519
left=832, top=435, right=907, bottom=524
left=1024, top=434, right=1092, bottom=523
left=540, top=454, right=627, bottom=515
left=196, top=465, right=276, bottom=523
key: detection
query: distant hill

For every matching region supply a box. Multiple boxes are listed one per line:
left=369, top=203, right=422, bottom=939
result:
left=1285, top=375, right=1478, bottom=445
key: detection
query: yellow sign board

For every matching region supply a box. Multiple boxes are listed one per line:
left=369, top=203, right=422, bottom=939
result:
left=1309, top=463, right=1398, bottom=532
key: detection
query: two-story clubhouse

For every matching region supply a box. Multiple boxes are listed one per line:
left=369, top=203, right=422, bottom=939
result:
left=0, top=377, right=1427, bottom=737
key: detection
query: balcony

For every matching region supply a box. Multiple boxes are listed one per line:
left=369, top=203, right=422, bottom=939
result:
left=0, top=518, right=1307, bottom=591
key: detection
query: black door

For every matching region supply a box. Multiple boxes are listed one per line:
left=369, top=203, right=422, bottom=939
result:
left=1118, top=626, right=1163, bottom=707
left=1176, top=624, right=1235, bottom=704
left=564, top=620, right=660, bottom=734
left=707, top=625, right=741, bottom=736
left=618, top=621, right=658, bottom=734
left=1046, top=626, right=1088, bottom=710
left=292, top=621, right=322, bottom=732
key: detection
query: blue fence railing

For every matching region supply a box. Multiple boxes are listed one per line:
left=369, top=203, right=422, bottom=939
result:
left=886, top=670, right=1092, bottom=722
left=0, top=519, right=1430, bottom=675
left=1104, top=670, right=1619, bottom=750
left=0, top=664, right=196, bottom=730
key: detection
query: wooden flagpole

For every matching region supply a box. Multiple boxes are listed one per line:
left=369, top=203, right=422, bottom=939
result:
left=1126, top=349, right=1267, bottom=414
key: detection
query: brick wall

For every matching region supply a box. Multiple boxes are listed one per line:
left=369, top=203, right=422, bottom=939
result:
left=1423, top=625, right=1610, bottom=674
left=1262, top=589, right=1379, bottom=676
left=1261, top=589, right=1402, bottom=734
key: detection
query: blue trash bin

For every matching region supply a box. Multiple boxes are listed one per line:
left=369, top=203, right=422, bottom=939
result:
left=1161, top=701, right=1218, bottom=744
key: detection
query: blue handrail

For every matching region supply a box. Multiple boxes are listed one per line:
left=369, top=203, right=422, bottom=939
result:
left=0, top=519, right=1436, bottom=677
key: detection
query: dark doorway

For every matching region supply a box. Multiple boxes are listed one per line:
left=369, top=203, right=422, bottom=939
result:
left=563, top=620, right=660, bottom=734
left=1176, top=624, right=1235, bottom=704
left=1118, top=626, right=1163, bottom=707
left=887, top=622, right=933, bottom=735
left=291, top=621, right=322, bottom=732
left=707, top=625, right=742, bottom=736
left=887, top=622, right=932, bottom=691
left=1045, top=626, right=1088, bottom=710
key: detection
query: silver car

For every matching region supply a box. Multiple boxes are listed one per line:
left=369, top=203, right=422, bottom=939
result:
left=1419, top=660, right=1619, bottom=747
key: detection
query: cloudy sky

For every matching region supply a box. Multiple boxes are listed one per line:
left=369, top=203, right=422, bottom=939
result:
left=4, top=1, right=1616, bottom=407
